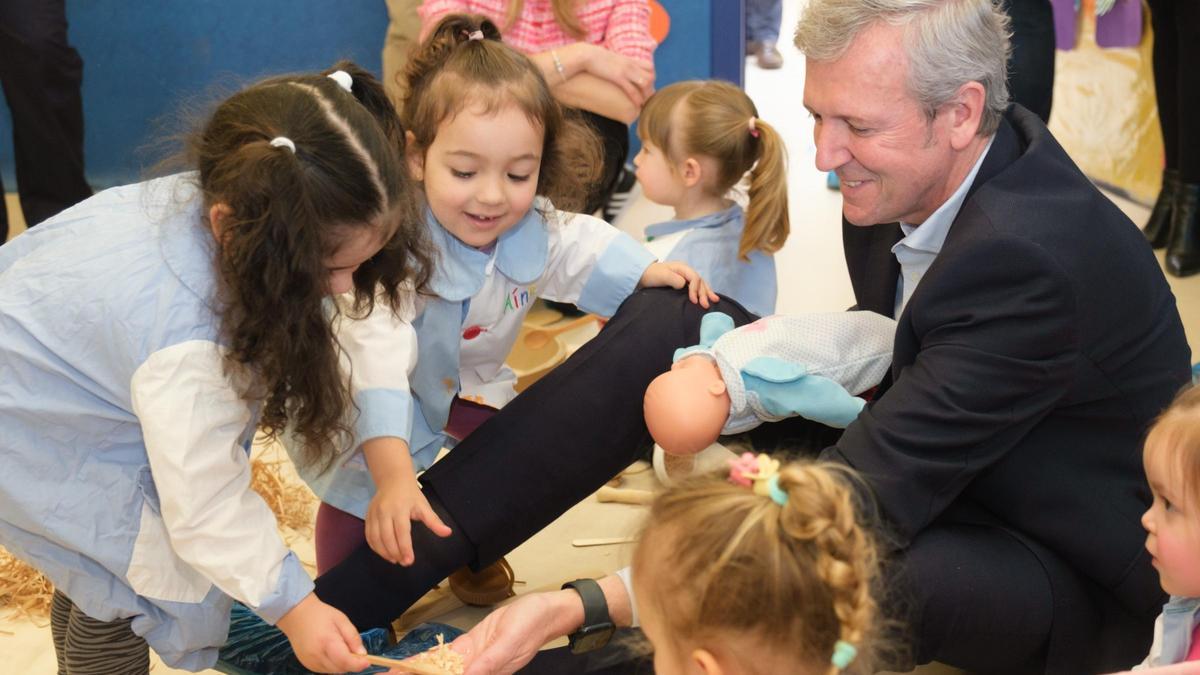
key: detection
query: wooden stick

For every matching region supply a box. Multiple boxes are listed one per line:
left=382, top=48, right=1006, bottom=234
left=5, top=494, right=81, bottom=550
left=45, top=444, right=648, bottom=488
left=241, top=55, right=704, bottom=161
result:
left=595, top=486, right=655, bottom=505
left=572, top=536, right=638, bottom=547
left=361, top=653, right=449, bottom=674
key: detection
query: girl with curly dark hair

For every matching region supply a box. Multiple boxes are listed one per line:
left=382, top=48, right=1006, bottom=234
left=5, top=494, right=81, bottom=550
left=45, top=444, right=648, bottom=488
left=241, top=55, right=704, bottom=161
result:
left=0, top=61, right=431, bottom=673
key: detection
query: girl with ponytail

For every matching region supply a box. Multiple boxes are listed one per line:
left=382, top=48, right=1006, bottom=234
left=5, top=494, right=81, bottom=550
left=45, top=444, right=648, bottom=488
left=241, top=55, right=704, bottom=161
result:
left=631, top=455, right=880, bottom=674
left=635, top=80, right=790, bottom=317
left=0, top=61, right=431, bottom=673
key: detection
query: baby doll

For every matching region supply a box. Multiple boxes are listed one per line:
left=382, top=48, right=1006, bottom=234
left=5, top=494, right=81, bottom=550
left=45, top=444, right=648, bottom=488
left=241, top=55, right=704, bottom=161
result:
left=644, top=311, right=895, bottom=460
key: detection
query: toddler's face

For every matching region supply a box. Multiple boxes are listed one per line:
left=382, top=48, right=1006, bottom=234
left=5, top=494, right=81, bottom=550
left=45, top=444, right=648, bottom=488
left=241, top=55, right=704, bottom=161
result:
left=633, top=141, right=686, bottom=208
left=1142, top=446, right=1200, bottom=597
left=412, top=101, right=541, bottom=249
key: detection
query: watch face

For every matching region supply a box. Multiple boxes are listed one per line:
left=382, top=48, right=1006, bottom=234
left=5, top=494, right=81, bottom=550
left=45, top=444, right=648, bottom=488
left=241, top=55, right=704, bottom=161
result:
left=571, top=622, right=616, bottom=654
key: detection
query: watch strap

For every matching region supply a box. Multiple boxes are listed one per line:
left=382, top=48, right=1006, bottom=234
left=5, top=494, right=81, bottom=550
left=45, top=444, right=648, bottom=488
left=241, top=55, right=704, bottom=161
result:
left=562, top=578, right=610, bottom=629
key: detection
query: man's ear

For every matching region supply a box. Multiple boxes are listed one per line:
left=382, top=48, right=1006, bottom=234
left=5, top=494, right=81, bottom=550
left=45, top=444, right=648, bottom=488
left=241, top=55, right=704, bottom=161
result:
left=681, top=157, right=703, bottom=188
left=406, top=130, right=425, bottom=181
left=208, top=203, right=233, bottom=243
left=691, top=648, right=724, bottom=675
left=947, top=81, right=985, bottom=151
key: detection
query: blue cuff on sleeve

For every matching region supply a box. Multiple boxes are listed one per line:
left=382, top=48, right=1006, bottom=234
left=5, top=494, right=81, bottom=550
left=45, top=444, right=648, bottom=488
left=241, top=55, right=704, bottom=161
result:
left=577, top=233, right=656, bottom=317
left=354, top=388, right=414, bottom=446
left=252, top=551, right=316, bottom=625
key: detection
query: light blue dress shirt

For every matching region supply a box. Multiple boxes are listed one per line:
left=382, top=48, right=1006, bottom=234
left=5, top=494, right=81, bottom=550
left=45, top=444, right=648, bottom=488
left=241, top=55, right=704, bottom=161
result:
left=892, top=136, right=995, bottom=317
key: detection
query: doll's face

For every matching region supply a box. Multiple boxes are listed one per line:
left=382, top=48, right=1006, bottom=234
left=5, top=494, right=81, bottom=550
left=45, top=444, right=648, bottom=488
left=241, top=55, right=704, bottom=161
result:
left=644, top=356, right=730, bottom=456
left=1142, top=444, right=1200, bottom=597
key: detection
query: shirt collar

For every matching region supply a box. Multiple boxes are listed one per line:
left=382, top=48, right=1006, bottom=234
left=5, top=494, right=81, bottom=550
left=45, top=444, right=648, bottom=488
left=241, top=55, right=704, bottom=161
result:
left=158, top=174, right=219, bottom=305
left=426, top=199, right=549, bottom=301
left=894, top=135, right=995, bottom=255
left=644, top=203, right=742, bottom=239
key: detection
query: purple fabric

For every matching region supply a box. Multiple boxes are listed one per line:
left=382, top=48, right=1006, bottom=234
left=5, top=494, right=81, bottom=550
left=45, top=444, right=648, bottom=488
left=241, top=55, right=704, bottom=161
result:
left=315, top=502, right=366, bottom=576
left=1051, top=0, right=1077, bottom=49
left=1096, top=0, right=1143, bottom=48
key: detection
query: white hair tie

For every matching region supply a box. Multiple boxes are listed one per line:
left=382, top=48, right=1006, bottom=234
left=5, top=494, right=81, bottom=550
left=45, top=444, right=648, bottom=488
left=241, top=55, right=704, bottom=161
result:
left=467, top=29, right=484, bottom=41
left=327, top=70, right=353, bottom=92
left=269, top=136, right=296, bottom=153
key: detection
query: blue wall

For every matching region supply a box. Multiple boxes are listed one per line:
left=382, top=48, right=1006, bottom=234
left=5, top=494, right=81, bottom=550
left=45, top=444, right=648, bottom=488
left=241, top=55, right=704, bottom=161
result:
left=0, top=0, right=741, bottom=190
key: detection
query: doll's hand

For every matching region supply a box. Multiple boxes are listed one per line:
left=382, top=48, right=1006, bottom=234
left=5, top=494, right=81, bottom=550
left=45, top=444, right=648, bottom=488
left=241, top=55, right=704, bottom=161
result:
left=276, top=593, right=369, bottom=673
left=639, top=261, right=720, bottom=308
left=363, top=438, right=452, bottom=566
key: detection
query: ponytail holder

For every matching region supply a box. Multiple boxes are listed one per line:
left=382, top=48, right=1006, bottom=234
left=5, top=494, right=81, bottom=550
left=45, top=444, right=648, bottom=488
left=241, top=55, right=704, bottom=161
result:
left=466, top=29, right=485, bottom=41
left=728, top=453, right=784, bottom=505
left=269, top=136, right=296, bottom=153
left=831, top=640, right=858, bottom=670
left=327, top=70, right=353, bottom=92
left=748, top=117, right=760, bottom=139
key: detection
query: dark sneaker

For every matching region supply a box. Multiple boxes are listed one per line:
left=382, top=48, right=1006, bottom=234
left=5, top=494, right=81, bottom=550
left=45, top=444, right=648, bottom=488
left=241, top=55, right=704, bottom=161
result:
left=601, top=163, right=639, bottom=225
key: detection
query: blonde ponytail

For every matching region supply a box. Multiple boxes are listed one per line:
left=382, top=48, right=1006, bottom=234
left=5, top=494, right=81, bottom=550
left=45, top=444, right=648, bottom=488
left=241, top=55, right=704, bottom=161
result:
left=741, top=118, right=789, bottom=259
left=633, top=459, right=879, bottom=673
left=637, top=80, right=790, bottom=260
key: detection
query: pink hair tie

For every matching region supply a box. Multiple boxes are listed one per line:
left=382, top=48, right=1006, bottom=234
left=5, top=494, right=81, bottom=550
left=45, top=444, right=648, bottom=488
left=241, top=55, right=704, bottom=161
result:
left=728, top=452, right=783, bottom=504
left=748, top=116, right=760, bottom=138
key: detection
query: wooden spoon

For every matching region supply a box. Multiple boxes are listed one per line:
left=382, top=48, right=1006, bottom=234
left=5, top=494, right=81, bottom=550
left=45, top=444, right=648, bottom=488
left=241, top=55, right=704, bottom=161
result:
left=521, top=314, right=597, bottom=349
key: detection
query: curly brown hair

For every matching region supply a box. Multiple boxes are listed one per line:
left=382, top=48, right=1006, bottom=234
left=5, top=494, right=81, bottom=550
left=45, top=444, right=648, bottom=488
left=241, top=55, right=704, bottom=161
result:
left=186, top=60, right=433, bottom=473
left=401, top=13, right=603, bottom=212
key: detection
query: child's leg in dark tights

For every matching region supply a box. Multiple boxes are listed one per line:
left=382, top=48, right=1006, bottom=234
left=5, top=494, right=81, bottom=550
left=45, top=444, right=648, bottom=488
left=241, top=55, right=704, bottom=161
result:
left=50, top=590, right=150, bottom=675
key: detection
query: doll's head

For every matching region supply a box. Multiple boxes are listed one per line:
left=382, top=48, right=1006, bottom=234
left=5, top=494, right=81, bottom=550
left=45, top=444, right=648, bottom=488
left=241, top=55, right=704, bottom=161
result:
left=632, top=458, right=879, bottom=675
left=644, top=355, right=731, bottom=456
left=1142, top=385, right=1200, bottom=598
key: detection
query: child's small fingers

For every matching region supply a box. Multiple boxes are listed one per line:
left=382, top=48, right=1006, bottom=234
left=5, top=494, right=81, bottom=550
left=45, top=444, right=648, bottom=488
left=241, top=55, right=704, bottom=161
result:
left=418, top=503, right=453, bottom=538
left=378, top=517, right=404, bottom=565
left=396, top=519, right=414, bottom=566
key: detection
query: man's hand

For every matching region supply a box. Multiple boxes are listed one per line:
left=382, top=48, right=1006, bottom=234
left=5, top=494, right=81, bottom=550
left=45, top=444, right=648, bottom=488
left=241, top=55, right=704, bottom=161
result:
left=451, top=590, right=585, bottom=675
left=276, top=593, right=370, bottom=673
left=639, top=261, right=720, bottom=308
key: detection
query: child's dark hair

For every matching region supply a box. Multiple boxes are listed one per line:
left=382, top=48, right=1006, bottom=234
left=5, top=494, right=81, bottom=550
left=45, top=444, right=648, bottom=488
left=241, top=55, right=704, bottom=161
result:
left=402, top=14, right=603, bottom=211
left=187, top=60, right=433, bottom=472
left=634, top=460, right=879, bottom=674
left=638, top=80, right=789, bottom=260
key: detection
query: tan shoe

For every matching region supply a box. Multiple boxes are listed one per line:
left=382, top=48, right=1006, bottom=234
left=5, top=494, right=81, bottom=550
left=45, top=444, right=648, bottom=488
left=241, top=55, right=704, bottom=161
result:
left=757, top=43, right=784, bottom=69
left=448, top=557, right=516, bottom=606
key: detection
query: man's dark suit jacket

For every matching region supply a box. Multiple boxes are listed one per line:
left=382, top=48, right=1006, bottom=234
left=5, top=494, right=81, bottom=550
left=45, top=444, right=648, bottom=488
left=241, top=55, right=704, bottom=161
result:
left=827, top=105, right=1192, bottom=670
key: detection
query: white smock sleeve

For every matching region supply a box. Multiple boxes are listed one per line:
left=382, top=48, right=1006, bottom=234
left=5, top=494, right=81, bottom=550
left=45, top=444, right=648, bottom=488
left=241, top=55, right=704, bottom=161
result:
left=333, top=291, right=419, bottom=448
left=130, top=340, right=312, bottom=624
left=538, top=210, right=655, bottom=317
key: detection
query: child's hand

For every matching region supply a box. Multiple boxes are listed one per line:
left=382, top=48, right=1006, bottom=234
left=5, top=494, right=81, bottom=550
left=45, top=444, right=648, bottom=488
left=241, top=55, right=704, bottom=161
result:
left=367, top=470, right=452, bottom=566
left=638, top=261, right=720, bottom=308
left=276, top=593, right=370, bottom=673
left=362, top=438, right=453, bottom=566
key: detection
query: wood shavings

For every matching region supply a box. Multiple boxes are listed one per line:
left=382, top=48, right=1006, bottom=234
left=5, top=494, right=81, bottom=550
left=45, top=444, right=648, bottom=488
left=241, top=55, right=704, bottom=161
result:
left=0, top=545, right=53, bottom=623
left=0, top=456, right=314, bottom=623
left=404, top=634, right=465, bottom=674
left=250, top=456, right=316, bottom=544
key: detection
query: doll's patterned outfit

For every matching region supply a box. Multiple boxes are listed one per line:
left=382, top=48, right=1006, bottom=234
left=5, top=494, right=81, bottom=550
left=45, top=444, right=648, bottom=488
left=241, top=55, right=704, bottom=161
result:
left=673, top=310, right=896, bottom=434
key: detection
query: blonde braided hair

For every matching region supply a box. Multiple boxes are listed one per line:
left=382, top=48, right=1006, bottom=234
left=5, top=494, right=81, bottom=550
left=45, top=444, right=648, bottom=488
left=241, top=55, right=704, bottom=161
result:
left=633, top=460, right=878, bottom=674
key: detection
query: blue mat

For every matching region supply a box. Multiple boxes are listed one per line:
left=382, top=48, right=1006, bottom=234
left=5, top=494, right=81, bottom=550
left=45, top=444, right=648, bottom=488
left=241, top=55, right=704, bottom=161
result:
left=216, top=602, right=463, bottom=675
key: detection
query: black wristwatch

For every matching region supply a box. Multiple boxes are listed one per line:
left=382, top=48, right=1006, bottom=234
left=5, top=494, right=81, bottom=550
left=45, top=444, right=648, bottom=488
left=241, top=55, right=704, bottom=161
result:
left=562, top=578, right=616, bottom=654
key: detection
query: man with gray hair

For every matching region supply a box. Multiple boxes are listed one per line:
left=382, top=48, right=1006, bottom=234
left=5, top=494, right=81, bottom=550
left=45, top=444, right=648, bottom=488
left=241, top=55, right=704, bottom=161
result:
left=314, top=1, right=1190, bottom=672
